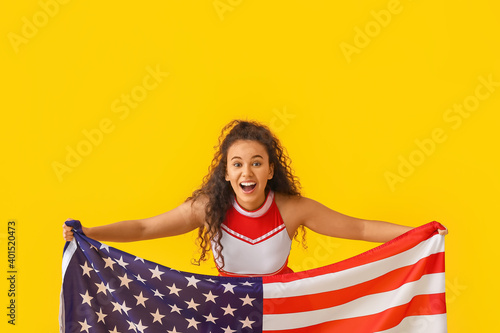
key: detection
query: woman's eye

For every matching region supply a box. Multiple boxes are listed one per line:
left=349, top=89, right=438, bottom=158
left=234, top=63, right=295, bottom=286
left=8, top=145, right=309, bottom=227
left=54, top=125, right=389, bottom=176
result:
left=233, top=163, right=242, bottom=167
left=253, top=162, right=261, bottom=166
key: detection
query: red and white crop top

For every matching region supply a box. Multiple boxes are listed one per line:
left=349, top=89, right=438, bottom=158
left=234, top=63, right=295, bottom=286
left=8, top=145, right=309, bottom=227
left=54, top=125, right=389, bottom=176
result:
left=213, top=190, right=293, bottom=276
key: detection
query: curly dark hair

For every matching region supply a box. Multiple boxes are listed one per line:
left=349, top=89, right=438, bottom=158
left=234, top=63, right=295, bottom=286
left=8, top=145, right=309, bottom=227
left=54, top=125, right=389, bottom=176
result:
left=186, top=119, right=304, bottom=268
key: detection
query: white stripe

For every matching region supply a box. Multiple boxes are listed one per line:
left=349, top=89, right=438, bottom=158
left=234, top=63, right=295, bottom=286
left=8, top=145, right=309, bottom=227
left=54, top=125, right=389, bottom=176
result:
left=232, top=190, right=274, bottom=217
left=263, top=273, right=446, bottom=330
left=264, top=233, right=444, bottom=298
left=59, top=239, right=78, bottom=333
left=375, top=314, right=448, bottom=333
left=221, top=223, right=286, bottom=244
left=61, top=239, right=77, bottom=279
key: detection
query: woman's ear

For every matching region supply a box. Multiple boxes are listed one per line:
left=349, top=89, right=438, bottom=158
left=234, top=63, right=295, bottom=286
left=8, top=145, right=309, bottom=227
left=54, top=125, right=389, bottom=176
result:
left=268, top=163, right=274, bottom=179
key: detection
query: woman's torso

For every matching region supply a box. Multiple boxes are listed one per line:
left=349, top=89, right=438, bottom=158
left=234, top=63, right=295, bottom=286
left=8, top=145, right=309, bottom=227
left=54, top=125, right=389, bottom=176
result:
left=212, top=190, right=297, bottom=276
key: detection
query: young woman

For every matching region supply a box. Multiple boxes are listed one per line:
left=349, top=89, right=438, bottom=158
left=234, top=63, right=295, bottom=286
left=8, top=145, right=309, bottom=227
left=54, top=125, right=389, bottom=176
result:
left=62, top=119, right=447, bottom=277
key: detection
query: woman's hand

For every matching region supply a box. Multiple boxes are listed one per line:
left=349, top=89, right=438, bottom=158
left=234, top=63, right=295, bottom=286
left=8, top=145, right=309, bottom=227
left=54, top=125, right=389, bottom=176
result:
left=62, top=218, right=75, bottom=241
left=438, top=226, right=449, bottom=236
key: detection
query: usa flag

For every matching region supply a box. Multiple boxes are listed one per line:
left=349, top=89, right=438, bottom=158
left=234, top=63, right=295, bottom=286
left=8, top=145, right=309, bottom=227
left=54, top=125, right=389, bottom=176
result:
left=60, top=220, right=447, bottom=332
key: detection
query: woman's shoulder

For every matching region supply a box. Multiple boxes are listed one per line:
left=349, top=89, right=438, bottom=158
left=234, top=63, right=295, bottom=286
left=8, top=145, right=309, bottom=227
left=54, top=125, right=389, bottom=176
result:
left=274, top=192, right=312, bottom=225
left=183, top=193, right=209, bottom=221
left=274, top=192, right=314, bottom=208
left=274, top=191, right=301, bottom=206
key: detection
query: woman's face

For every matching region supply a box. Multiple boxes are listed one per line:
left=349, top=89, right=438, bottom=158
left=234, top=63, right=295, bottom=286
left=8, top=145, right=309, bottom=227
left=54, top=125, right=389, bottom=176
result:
left=225, top=140, right=274, bottom=211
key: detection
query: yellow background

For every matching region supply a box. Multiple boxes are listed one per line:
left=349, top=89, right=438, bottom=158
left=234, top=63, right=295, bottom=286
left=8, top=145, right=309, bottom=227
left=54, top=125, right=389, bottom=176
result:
left=1, top=0, right=499, bottom=331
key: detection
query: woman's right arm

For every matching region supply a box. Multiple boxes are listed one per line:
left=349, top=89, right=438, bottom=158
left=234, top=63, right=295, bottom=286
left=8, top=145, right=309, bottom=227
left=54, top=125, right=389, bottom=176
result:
left=62, top=197, right=207, bottom=242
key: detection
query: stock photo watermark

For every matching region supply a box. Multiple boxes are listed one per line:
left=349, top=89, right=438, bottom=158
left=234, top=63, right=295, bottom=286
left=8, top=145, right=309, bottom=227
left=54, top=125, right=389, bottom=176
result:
left=445, top=276, right=467, bottom=304
left=213, top=0, right=243, bottom=21
left=294, top=237, right=341, bottom=272
left=51, top=64, right=169, bottom=182
left=6, top=220, right=17, bottom=325
left=7, top=0, right=72, bottom=54
left=401, top=275, right=467, bottom=330
left=385, top=74, right=498, bottom=192
left=269, top=106, right=295, bottom=133
left=340, top=0, right=412, bottom=64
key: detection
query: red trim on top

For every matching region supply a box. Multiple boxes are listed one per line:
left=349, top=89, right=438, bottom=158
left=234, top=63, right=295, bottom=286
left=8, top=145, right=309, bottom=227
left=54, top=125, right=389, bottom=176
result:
left=224, top=191, right=285, bottom=240
left=220, top=223, right=287, bottom=245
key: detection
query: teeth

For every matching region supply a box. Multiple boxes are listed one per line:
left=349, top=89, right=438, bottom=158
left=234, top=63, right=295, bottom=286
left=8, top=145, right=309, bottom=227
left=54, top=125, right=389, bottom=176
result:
left=241, top=182, right=256, bottom=186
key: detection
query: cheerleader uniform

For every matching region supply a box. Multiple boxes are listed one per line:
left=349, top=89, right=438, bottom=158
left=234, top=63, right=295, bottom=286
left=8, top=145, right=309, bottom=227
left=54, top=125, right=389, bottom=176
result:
left=213, top=190, right=293, bottom=277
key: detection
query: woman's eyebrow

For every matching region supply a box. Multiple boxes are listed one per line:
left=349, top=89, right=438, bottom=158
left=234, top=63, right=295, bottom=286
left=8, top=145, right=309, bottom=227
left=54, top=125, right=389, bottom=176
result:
left=230, top=155, right=264, bottom=160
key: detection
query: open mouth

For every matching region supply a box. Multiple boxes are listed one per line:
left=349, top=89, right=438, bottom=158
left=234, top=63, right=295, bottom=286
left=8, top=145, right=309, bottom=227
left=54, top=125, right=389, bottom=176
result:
left=240, top=182, right=257, bottom=193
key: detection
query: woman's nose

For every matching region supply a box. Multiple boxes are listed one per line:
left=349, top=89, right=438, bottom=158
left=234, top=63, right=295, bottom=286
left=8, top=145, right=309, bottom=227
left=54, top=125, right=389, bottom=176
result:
left=242, top=164, right=253, bottom=176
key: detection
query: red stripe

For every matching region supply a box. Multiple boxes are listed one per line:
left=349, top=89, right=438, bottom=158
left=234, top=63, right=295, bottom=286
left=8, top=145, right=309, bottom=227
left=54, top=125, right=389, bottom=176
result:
left=263, top=293, right=447, bottom=333
left=263, top=221, right=445, bottom=284
left=264, top=252, right=444, bottom=315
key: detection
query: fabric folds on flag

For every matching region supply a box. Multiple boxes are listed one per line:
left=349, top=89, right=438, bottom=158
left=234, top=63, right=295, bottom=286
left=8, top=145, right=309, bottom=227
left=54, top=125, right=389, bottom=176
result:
left=60, top=220, right=447, bottom=333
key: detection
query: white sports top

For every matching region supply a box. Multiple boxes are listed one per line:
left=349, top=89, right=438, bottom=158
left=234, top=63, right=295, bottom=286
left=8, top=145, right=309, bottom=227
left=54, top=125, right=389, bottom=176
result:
left=212, top=190, right=293, bottom=276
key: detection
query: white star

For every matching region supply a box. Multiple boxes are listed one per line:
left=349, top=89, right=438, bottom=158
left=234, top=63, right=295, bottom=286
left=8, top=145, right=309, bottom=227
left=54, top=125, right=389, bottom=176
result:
left=149, top=265, right=164, bottom=280
left=111, top=301, right=122, bottom=314
left=80, top=290, right=93, bottom=306
left=150, top=308, right=165, bottom=323
left=120, top=301, right=132, bottom=316
left=167, top=283, right=181, bottom=296
left=185, top=298, right=200, bottom=310
left=134, top=274, right=147, bottom=284
left=134, top=291, right=149, bottom=307
left=222, top=325, right=236, bottom=333
left=80, top=261, right=93, bottom=277
left=134, top=256, right=145, bottom=262
left=185, top=275, right=201, bottom=288
left=126, top=320, right=137, bottom=332
left=221, top=304, right=236, bottom=316
left=115, top=256, right=129, bottom=268
left=105, top=282, right=116, bottom=294
left=186, top=317, right=201, bottom=329
left=240, top=316, right=255, bottom=328
left=103, top=256, right=115, bottom=270
left=78, top=318, right=92, bottom=333
left=221, top=282, right=236, bottom=294
left=167, top=327, right=180, bottom=333
left=203, top=290, right=218, bottom=303
left=100, top=242, right=110, bottom=252
left=240, top=281, right=254, bottom=286
left=108, top=326, right=121, bottom=333
left=203, top=313, right=218, bottom=323
left=152, top=288, right=165, bottom=299
left=240, top=294, right=256, bottom=306
left=96, top=307, right=107, bottom=323
left=95, top=281, right=107, bottom=294
left=118, top=273, right=133, bottom=288
left=135, top=320, right=148, bottom=333
left=206, top=278, right=216, bottom=283
left=169, top=303, right=182, bottom=314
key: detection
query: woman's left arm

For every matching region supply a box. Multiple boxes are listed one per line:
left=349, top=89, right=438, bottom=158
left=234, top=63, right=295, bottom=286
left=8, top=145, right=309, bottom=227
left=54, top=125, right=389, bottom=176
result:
left=290, top=196, right=417, bottom=243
